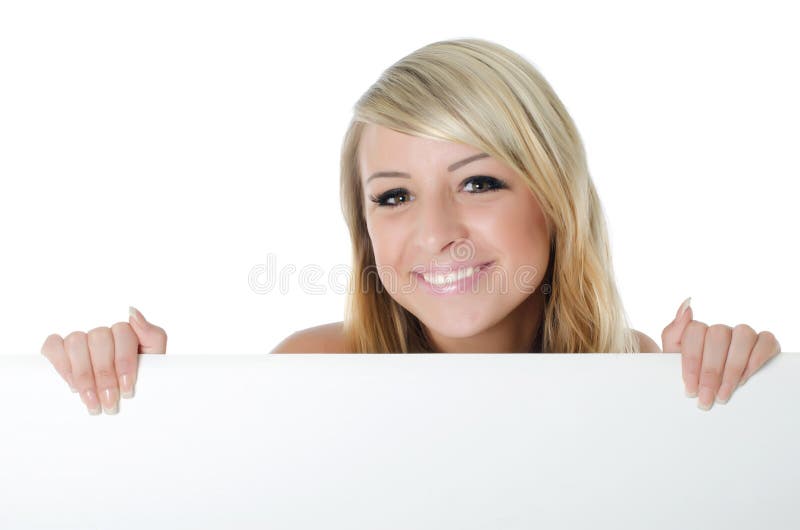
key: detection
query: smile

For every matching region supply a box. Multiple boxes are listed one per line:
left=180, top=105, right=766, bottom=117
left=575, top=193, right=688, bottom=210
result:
left=416, top=261, right=494, bottom=295
left=422, top=265, right=485, bottom=285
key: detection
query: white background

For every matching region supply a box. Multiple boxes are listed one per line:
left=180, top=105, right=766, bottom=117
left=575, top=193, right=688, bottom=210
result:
left=1, top=0, right=796, bottom=354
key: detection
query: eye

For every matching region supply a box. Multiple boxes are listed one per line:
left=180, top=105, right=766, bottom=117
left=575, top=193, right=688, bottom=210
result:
left=462, top=175, right=507, bottom=193
left=368, top=176, right=508, bottom=208
left=369, top=188, right=413, bottom=208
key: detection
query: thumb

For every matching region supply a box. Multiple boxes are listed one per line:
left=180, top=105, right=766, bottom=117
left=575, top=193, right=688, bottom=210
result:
left=128, top=306, right=168, bottom=354
left=661, top=297, right=693, bottom=353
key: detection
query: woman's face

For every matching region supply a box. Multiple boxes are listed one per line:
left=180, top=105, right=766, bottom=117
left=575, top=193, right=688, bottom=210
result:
left=359, top=123, right=551, bottom=347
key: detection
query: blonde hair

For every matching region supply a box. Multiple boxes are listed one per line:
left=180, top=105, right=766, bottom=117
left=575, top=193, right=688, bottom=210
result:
left=339, top=37, right=640, bottom=353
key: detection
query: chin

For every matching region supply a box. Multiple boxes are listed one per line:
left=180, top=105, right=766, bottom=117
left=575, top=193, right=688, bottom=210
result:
left=416, top=306, right=495, bottom=339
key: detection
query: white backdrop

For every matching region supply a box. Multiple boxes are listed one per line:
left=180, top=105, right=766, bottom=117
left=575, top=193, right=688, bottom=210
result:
left=1, top=0, right=796, bottom=355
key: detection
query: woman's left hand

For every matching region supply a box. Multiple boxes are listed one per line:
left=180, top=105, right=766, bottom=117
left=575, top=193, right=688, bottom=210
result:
left=661, top=297, right=782, bottom=410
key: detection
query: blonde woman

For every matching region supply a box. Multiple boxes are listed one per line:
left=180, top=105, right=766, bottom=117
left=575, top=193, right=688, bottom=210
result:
left=41, top=38, right=781, bottom=415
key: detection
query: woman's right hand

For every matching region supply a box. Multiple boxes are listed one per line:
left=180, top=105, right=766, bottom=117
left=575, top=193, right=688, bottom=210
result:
left=40, top=306, right=167, bottom=415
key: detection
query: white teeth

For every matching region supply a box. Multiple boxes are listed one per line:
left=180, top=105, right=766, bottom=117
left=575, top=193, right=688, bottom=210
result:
left=422, top=266, right=478, bottom=285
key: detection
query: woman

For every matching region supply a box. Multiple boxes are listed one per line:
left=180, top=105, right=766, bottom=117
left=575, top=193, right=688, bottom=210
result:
left=41, top=38, right=781, bottom=415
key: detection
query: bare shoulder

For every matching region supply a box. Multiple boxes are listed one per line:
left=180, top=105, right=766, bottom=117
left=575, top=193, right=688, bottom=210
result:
left=632, top=328, right=662, bottom=353
left=270, top=321, right=348, bottom=353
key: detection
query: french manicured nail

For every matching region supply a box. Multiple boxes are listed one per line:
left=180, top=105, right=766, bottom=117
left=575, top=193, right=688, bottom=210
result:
left=120, top=373, right=135, bottom=399
left=677, top=297, right=692, bottom=319
left=129, top=305, right=146, bottom=327
left=716, top=383, right=734, bottom=404
left=697, top=386, right=714, bottom=410
left=100, top=387, right=119, bottom=415
left=82, top=389, right=101, bottom=415
left=685, top=385, right=697, bottom=398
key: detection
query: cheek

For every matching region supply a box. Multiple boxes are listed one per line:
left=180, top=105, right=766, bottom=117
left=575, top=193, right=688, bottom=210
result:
left=366, top=217, right=399, bottom=266
left=490, top=199, right=549, bottom=261
left=366, top=218, right=411, bottom=293
left=476, top=206, right=525, bottom=247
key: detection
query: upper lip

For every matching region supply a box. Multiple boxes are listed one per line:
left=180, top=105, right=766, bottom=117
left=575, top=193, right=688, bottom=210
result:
left=413, top=260, right=493, bottom=276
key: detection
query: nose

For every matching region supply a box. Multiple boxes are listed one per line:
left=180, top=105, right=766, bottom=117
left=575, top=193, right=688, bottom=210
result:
left=415, top=193, right=470, bottom=258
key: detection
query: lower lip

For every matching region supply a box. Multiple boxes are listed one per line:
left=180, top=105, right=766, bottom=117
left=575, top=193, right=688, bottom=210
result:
left=416, top=262, right=494, bottom=296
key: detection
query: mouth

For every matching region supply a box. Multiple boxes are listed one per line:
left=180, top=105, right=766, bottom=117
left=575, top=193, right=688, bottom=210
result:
left=415, top=261, right=494, bottom=292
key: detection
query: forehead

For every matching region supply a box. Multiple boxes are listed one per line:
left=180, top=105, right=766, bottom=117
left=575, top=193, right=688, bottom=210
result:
left=359, top=123, right=480, bottom=174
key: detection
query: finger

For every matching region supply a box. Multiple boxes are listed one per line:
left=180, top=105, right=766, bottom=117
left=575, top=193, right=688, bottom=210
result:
left=661, top=297, right=693, bottom=353
left=696, top=324, right=733, bottom=410
left=63, top=331, right=102, bottom=415
left=681, top=320, right=707, bottom=397
left=41, top=334, right=78, bottom=392
left=111, top=322, right=139, bottom=399
left=740, top=330, right=782, bottom=385
left=87, top=326, right=120, bottom=415
left=716, top=324, right=758, bottom=404
left=128, top=306, right=168, bottom=354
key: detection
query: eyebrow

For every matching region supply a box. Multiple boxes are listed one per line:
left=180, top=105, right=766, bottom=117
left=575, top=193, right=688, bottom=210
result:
left=365, top=152, right=491, bottom=184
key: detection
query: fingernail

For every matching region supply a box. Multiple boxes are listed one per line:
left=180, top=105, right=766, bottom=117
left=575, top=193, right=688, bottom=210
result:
left=685, top=385, right=698, bottom=398
left=82, top=389, right=101, bottom=415
left=129, top=306, right=145, bottom=326
left=677, top=297, right=692, bottom=319
left=716, top=383, right=734, bottom=404
left=100, top=387, right=119, bottom=415
left=697, top=386, right=714, bottom=410
left=120, top=374, right=135, bottom=399
left=67, top=374, right=78, bottom=393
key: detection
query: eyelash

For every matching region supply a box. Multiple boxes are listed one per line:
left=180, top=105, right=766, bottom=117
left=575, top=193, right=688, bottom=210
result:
left=368, top=176, right=508, bottom=208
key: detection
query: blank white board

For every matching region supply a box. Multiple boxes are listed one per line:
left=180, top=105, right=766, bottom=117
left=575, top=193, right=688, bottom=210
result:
left=1, top=353, right=798, bottom=529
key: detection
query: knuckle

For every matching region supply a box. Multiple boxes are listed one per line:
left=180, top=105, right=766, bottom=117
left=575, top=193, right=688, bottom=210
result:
left=116, top=359, right=136, bottom=374
left=95, top=367, right=117, bottom=380
left=87, top=326, right=111, bottom=340
left=41, top=333, right=62, bottom=354
left=758, top=330, right=777, bottom=343
left=43, top=333, right=62, bottom=344
left=731, top=366, right=748, bottom=379
left=111, top=322, right=131, bottom=334
left=707, top=324, right=732, bottom=337
left=686, top=320, right=707, bottom=334
left=733, top=323, right=757, bottom=337
left=72, top=369, right=94, bottom=385
left=726, top=359, right=748, bottom=374
left=64, top=331, right=86, bottom=346
left=708, top=323, right=730, bottom=332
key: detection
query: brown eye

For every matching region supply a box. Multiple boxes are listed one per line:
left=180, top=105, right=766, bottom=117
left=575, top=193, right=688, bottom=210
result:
left=369, top=189, right=413, bottom=208
left=368, top=176, right=507, bottom=209
left=463, top=176, right=506, bottom=193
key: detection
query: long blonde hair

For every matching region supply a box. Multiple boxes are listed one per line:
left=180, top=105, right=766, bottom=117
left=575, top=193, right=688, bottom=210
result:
left=340, top=38, right=640, bottom=353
